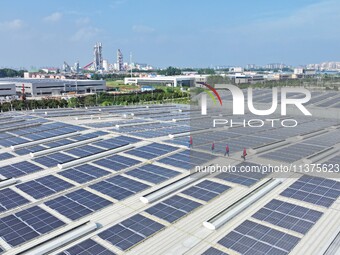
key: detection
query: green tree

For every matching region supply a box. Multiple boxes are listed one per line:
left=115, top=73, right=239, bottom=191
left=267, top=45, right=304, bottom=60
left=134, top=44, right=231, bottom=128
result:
left=157, top=66, right=182, bottom=76
left=84, top=95, right=96, bottom=106
left=206, top=75, right=231, bottom=86
left=68, top=97, right=79, bottom=108
left=198, top=68, right=215, bottom=75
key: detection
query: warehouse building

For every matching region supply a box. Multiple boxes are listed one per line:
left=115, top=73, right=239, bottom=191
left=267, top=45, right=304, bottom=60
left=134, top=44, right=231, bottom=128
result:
left=124, top=75, right=195, bottom=87
left=0, top=78, right=106, bottom=97
left=0, top=82, right=17, bottom=100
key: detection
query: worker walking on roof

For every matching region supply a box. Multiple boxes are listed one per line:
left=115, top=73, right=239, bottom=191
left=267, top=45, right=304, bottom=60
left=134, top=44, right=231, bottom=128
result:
left=224, top=144, right=229, bottom=157
left=241, top=147, right=247, bottom=161
left=211, top=142, right=215, bottom=154
left=189, top=136, right=193, bottom=148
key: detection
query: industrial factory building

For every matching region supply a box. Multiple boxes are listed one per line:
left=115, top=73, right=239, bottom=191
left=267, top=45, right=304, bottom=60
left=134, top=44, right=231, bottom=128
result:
left=0, top=82, right=16, bottom=99
left=0, top=89, right=339, bottom=254
left=124, top=75, right=196, bottom=87
left=0, top=78, right=106, bottom=97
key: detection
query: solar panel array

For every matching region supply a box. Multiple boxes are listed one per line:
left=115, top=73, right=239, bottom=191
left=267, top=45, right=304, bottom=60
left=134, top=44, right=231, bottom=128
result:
left=125, top=143, right=179, bottom=160
left=158, top=150, right=216, bottom=170
left=146, top=195, right=202, bottom=223
left=0, top=101, right=339, bottom=254
left=65, top=145, right=105, bottom=158
left=0, top=152, right=14, bottom=161
left=0, top=161, right=43, bottom=178
left=125, top=164, right=180, bottom=184
left=17, top=175, right=74, bottom=199
left=181, top=180, right=231, bottom=202
left=45, top=189, right=112, bottom=220
left=34, top=152, right=77, bottom=167
left=280, top=175, right=340, bottom=207
left=90, top=175, right=150, bottom=200
left=0, top=206, right=65, bottom=247
left=202, top=247, right=229, bottom=255
left=215, top=162, right=270, bottom=186
left=98, top=214, right=164, bottom=251
left=260, top=143, right=328, bottom=163
left=59, top=164, right=111, bottom=184
left=252, top=199, right=323, bottom=234
left=0, top=122, right=85, bottom=148
left=0, top=188, right=30, bottom=212
left=93, top=154, right=141, bottom=171
left=218, top=220, right=300, bottom=255
left=57, top=239, right=116, bottom=255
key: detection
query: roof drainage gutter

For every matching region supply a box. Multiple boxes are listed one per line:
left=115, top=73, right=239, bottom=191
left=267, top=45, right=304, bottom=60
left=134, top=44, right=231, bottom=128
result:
left=140, top=171, right=209, bottom=204
left=57, top=144, right=134, bottom=169
left=0, top=178, right=17, bottom=189
left=30, top=137, right=102, bottom=158
left=23, top=222, right=97, bottom=255
left=203, top=178, right=282, bottom=230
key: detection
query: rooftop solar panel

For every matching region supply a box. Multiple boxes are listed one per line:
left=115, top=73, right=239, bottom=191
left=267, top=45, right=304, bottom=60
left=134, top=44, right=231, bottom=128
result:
left=45, top=189, right=112, bottom=220
left=202, top=247, right=229, bottom=255
left=92, top=158, right=126, bottom=171
left=146, top=195, right=202, bottom=223
left=15, top=145, right=48, bottom=156
left=125, top=143, right=178, bottom=159
left=92, top=154, right=141, bottom=172
left=34, top=152, right=76, bottom=167
left=0, top=188, right=30, bottom=213
left=58, top=164, right=110, bottom=184
left=0, top=206, right=65, bottom=247
left=92, top=137, right=129, bottom=149
left=260, top=143, right=327, bottom=163
left=125, top=164, right=180, bottom=184
left=0, top=161, right=43, bottom=178
left=90, top=175, right=150, bottom=200
left=17, top=175, right=74, bottom=199
left=0, top=152, right=14, bottom=161
left=252, top=199, right=323, bottom=234
left=218, top=220, right=300, bottom=255
left=57, top=239, right=116, bottom=255
left=181, top=180, right=231, bottom=202
left=215, top=162, right=269, bottom=187
left=0, top=136, right=31, bottom=148
left=98, top=214, right=164, bottom=251
left=42, top=139, right=74, bottom=148
left=280, top=175, right=340, bottom=208
left=65, top=145, right=105, bottom=158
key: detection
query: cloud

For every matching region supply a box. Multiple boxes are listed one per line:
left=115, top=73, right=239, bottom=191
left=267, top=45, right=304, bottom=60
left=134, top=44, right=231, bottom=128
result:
left=71, top=27, right=101, bottom=41
left=44, top=12, right=63, bottom=22
left=110, top=0, right=126, bottom=9
left=237, top=0, right=340, bottom=39
left=132, top=25, right=155, bottom=34
left=0, top=19, right=23, bottom=31
left=75, top=17, right=90, bottom=26
left=204, top=0, right=340, bottom=46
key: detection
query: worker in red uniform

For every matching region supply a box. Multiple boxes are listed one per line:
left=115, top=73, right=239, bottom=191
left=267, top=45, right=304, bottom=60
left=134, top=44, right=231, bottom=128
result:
left=189, top=136, right=193, bottom=148
left=242, top=148, right=247, bottom=160
left=211, top=142, right=215, bottom=154
left=225, top=144, right=230, bottom=157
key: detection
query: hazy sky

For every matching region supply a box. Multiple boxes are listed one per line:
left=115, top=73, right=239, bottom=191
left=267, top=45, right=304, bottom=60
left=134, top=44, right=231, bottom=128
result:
left=1, top=0, right=339, bottom=69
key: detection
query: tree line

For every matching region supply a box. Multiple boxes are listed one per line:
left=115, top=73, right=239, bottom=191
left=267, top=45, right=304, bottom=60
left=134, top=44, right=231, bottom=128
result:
left=0, top=90, right=189, bottom=112
left=0, top=68, right=27, bottom=78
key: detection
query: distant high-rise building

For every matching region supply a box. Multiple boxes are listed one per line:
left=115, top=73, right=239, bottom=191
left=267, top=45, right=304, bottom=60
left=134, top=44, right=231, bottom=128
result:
left=246, top=64, right=256, bottom=69
left=117, top=49, right=124, bottom=71
left=93, top=42, right=103, bottom=71
left=103, top=60, right=109, bottom=72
